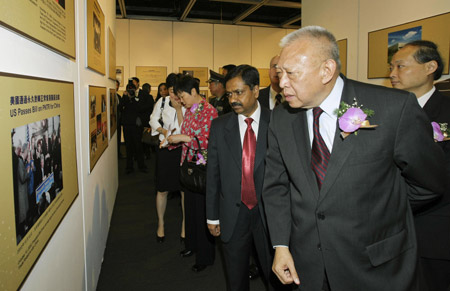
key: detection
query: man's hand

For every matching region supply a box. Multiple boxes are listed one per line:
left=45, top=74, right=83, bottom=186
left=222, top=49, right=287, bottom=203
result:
left=272, top=247, right=300, bottom=285
left=207, top=223, right=221, bottom=237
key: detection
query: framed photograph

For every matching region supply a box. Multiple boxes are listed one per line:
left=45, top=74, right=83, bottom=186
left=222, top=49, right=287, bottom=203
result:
left=368, top=12, right=449, bottom=78
left=108, top=28, right=116, bottom=80
left=109, top=88, right=117, bottom=138
left=89, top=86, right=108, bottom=171
left=0, top=0, right=75, bottom=59
left=135, top=66, right=167, bottom=88
left=87, top=0, right=106, bottom=75
left=0, top=73, right=78, bottom=290
left=179, top=67, right=208, bottom=85
left=337, top=39, right=348, bottom=76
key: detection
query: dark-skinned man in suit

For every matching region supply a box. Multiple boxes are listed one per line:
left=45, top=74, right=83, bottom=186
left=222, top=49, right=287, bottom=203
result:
left=206, top=65, right=281, bottom=290
left=390, top=40, right=450, bottom=291
left=262, top=26, right=445, bottom=291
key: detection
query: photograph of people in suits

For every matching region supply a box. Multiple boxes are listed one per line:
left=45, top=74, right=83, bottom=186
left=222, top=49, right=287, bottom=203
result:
left=262, top=26, right=445, bottom=291
left=12, top=116, right=63, bottom=244
left=390, top=40, right=450, bottom=291
left=206, top=65, right=283, bottom=290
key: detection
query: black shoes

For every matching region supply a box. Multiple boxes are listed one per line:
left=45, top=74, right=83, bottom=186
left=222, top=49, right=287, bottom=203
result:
left=249, top=264, right=260, bottom=280
left=156, top=235, right=165, bottom=243
left=192, top=264, right=207, bottom=272
left=180, top=249, right=193, bottom=257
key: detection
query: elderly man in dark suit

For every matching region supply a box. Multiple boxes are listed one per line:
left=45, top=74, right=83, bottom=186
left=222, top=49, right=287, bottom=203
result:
left=259, top=55, right=284, bottom=110
left=390, top=40, right=450, bottom=291
left=206, top=65, right=278, bottom=290
left=262, top=26, right=445, bottom=291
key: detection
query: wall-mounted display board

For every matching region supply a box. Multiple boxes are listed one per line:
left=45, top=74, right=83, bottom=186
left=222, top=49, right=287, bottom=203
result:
left=179, top=67, right=208, bottom=85
left=368, top=12, right=449, bottom=78
left=0, top=73, right=78, bottom=290
left=108, top=28, right=116, bottom=80
left=337, top=39, right=348, bottom=76
left=0, top=0, right=75, bottom=59
left=89, top=86, right=108, bottom=171
left=87, top=0, right=105, bottom=75
left=257, top=68, right=270, bottom=88
left=136, top=66, right=167, bottom=88
left=109, top=88, right=117, bottom=139
left=116, top=66, right=124, bottom=87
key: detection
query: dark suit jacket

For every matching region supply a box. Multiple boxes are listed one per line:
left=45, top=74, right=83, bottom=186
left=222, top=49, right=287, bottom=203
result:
left=415, top=89, right=450, bottom=260
left=258, top=87, right=271, bottom=110
left=262, top=77, right=445, bottom=291
left=206, top=106, right=271, bottom=243
left=137, top=90, right=154, bottom=127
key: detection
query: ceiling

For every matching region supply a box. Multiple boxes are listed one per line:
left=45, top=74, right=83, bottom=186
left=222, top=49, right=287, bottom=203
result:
left=116, top=0, right=302, bottom=29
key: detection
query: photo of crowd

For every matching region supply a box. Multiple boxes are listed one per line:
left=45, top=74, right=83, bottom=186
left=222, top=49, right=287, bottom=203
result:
left=11, top=115, right=63, bottom=244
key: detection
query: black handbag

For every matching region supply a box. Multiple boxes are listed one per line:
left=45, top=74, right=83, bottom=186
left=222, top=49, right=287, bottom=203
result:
left=142, top=128, right=160, bottom=146
left=180, top=137, right=207, bottom=194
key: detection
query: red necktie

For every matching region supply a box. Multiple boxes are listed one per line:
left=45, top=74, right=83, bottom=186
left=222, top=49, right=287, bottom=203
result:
left=311, top=107, right=330, bottom=190
left=242, top=118, right=257, bottom=209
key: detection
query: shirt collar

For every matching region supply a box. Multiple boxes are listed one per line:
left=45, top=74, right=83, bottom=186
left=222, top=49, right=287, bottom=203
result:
left=317, top=76, right=344, bottom=119
left=417, top=86, right=435, bottom=108
left=238, top=101, right=261, bottom=125
left=270, top=86, right=283, bottom=100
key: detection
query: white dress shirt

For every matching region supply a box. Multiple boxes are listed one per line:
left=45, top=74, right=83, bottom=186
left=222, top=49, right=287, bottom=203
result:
left=306, top=76, right=344, bottom=152
left=417, top=86, right=435, bottom=108
left=149, top=97, right=185, bottom=141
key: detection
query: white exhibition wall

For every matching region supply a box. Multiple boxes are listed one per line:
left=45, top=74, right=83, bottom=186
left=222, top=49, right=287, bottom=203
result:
left=116, top=19, right=295, bottom=91
left=1, top=0, right=118, bottom=290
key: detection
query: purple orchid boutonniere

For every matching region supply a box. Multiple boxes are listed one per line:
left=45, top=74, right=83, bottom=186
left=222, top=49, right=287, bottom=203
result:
left=335, top=98, right=377, bottom=139
left=432, top=122, right=449, bottom=142
left=196, top=150, right=207, bottom=165
left=190, top=102, right=204, bottom=116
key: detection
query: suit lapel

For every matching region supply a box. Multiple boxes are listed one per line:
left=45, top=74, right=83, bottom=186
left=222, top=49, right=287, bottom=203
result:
left=291, top=109, right=320, bottom=197
left=318, top=78, right=355, bottom=202
left=224, top=114, right=242, bottom=170
left=423, top=90, right=442, bottom=121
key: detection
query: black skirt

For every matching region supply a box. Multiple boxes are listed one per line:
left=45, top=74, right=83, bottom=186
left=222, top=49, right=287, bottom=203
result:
left=156, top=146, right=182, bottom=192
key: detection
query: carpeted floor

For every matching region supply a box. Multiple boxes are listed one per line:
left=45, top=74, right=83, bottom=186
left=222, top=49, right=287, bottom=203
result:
left=96, top=150, right=267, bottom=291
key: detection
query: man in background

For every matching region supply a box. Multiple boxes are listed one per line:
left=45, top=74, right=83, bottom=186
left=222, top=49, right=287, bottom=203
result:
left=221, top=64, right=236, bottom=77
left=116, top=80, right=124, bottom=158
left=390, top=40, right=450, bottom=291
left=208, top=70, right=232, bottom=116
left=259, top=55, right=284, bottom=110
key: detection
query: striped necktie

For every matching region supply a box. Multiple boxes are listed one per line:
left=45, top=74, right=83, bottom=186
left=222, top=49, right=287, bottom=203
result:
left=311, top=107, right=330, bottom=190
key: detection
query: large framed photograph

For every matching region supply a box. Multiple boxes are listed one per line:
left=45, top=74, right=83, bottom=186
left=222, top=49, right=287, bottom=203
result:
left=87, top=0, right=106, bottom=75
left=0, top=73, right=78, bottom=290
left=108, top=28, right=116, bottom=80
left=89, top=86, right=108, bottom=171
left=136, top=66, right=167, bottom=89
left=368, top=12, right=450, bottom=78
left=0, top=0, right=75, bottom=59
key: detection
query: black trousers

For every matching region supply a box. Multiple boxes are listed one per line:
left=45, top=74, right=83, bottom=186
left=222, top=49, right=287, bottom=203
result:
left=222, top=204, right=276, bottom=291
left=184, top=189, right=215, bottom=265
left=123, top=125, right=145, bottom=170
